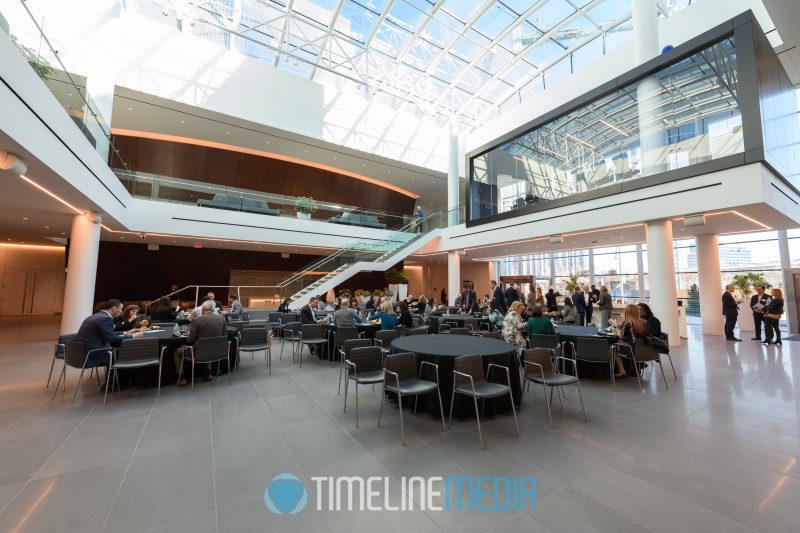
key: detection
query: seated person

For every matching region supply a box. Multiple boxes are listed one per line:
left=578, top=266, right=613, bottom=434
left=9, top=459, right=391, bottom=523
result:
left=228, top=294, right=244, bottom=319
left=173, top=300, right=227, bottom=386
left=415, top=295, right=427, bottom=315
left=200, top=291, right=222, bottom=310
left=76, top=299, right=140, bottom=366
left=278, top=298, right=291, bottom=313
left=560, top=296, right=579, bottom=324
left=527, top=305, right=555, bottom=338
left=372, top=301, right=398, bottom=330
left=299, top=297, right=324, bottom=324
left=637, top=303, right=662, bottom=337
left=150, top=296, right=177, bottom=322
left=614, top=304, right=651, bottom=379
left=487, top=301, right=505, bottom=330
left=365, top=295, right=378, bottom=311
left=333, top=298, right=364, bottom=328
left=114, top=304, right=141, bottom=332
left=397, top=301, right=413, bottom=329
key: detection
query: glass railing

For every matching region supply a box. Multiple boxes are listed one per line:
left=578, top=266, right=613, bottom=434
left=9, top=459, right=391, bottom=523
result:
left=114, top=167, right=436, bottom=229
left=3, top=2, right=129, bottom=170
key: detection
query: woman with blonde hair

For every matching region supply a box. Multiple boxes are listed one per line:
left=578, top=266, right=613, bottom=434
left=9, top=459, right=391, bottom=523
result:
left=372, top=300, right=398, bottom=330
left=763, top=287, right=784, bottom=345
left=502, top=300, right=528, bottom=354
left=614, top=304, right=650, bottom=378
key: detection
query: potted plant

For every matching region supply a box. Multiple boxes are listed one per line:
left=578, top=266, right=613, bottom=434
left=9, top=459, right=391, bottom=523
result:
left=10, top=33, right=53, bottom=81
left=338, top=289, right=352, bottom=299
left=295, top=196, right=316, bottom=220
left=731, top=273, right=772, bottom=332
left=385, top=268, right=409, bottom=302
left=372, top=289, right=382, bottom=297
left=354, top=289, right=371, bottom=304
left=564, top=274, right=582, bottom=294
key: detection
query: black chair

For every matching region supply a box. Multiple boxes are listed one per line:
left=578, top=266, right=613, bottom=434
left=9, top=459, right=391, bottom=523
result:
left=631, top=338, right=669, bottom=390
left=281, top=321, right=302, bottom=361
left=449, top=355, right=519, bottom=449
left=268, top=312, right=283, bottom=334
left=339, top=338, right=373, bottom=394
left=408, top=327, right=429, bottom=336
left=299, top=324, right=327, bottom=367
left=374, top=330, right=397, bottom=352
left=239, top=328, right=272, bottom=374
left=522, top=348, right=587, bottom=428
left=463, top=318, right=478, bottom=331
left=480, top=331, right=502, bottom=340
left=529, top=334, right=562, bottom=357
left=178, top=336, right=232, bottom=392
left=227, top=320, right=248, bottom=331
left=344, top=346, right=385, bottom=427
left=449, top=327, right=471, bottom=336
left=104, top=338, right=165, bottom=404
left=379, top=352, right=446, bottom=445
left=575, top=337, right=618, bottom=391
left=46, top=333, right=77, bottom=388
left=395, top=325, right=409, bottom=337
left=52, top=341, right=110, bottom=403
left=333, top=327, right=360, bottom=366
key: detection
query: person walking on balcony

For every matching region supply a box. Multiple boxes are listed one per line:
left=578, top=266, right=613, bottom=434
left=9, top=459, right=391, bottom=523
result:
left=414, top=206, right=424, bottom=233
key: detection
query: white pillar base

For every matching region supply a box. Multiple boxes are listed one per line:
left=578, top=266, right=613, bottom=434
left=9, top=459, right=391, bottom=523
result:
left=447, top=251, right=461, bottom=307
left=646, top=220, right=680, bottom=346
left=61, top=213, right=102, bottom=334
left=695, top=234, right=724, bottom=336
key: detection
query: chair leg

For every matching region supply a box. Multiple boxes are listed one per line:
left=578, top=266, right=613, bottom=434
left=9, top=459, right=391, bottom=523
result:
left=343, top=376, right=349, bottom=412
left=610, top=361, right=616, bottom=391
left=157, top=361, right=163, bottom=398
left=413, top=395, right=419, bottom=416
left=472, top=393, right=484, bottom=450
left=665, top=353, right=677, bottom=380
left=279, top=338, right=285, bottom=361
left=103, top=368, right=112, bottom=405
left=52, top=363, right=66, bottom=399
left=398, top=394, right=405, bottom=445
left=72, top=368, right=86, bottom=403
left=659, top=360, right=668, bottom=390
left=377, top=382, right=385, bottom=427
left=557, top=386, right=564, bottom=410
left=576, top=381, right=588, bottom=422
left=542, top=383, right=553, bottom=429
left=46, top=356, right=57, bottom=388
left=191, top=360, right=195, bottom=394
left=447, top=385, right=456, bottom=430
left=355, top=382, right=360, bottom=428
left=338, top=364, right=345, bottom=395
left=436, top=387, right=446, bottom=433
left=509, top=390, right=520, bottom=437
left=632, top=357, right=643, bottom=390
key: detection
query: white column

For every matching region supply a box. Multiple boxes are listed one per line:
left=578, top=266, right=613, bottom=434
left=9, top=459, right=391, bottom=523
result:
left=777, top=230, right=796, bottom=333
left=448, top=123, right=460, bottom=226
left=549, top=253, right=556, bottom=287
left=448, top=251, right=460, bottom=306
left=646, top=220, right=680, bottom=346
left=61, top=212, right=102, bottom=335
left=588, top=248, right=595, bottom=287
left=488, top=261, right=497, bottom=284
left=633, top=0, right=662, bottom=177
left=632, top=0, right=659, bottom=64
left=636, top=243, right=646, bottom=301
left=695, top=234, right=723, bottom=336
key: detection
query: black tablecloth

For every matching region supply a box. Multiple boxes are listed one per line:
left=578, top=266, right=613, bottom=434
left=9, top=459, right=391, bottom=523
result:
left=552, top=325, right=628, bottom=378
left=429, top=314, right=490, bottom=333
left=390, top=335, right=521, bottom=418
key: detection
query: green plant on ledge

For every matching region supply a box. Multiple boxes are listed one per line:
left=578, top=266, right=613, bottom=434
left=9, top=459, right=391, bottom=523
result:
left=731, top=272, right=772, bottom=299
left=372, top=289, right=383, bottom=296
left=338, top=289, right=352, bottom=298
left=565, top=274, right=581, bottom=293
left=10, top=34, right=53, bottom=81
left=295, top=196, right=317, bottom=215
left=385, top=268, right=409, bottom=284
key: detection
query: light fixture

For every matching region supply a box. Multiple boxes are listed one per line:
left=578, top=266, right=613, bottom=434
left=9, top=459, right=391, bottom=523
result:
left=683, top=214, right=706, bottom=227
left=0, top=151, right=27, bottom=175
left=549, top=235, right=564, bottom=244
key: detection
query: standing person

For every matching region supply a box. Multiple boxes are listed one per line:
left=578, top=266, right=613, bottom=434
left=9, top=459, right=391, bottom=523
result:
left=750, top=284, right=772, bottom=341
left=461, top=282, right=479, bottom=314
left=722, top=284, right=742, bottom=341
left=490, top=280, right=507, bottom=314
left=228, top=294, right=244, bottom=319
left=597, top=286, right=613, bottom=328
left=762, top=288, right=784, bottom=345
left=414, top=205, right=424, bottom=233
left=545, top=288, right=559, bottom=313
left=504, top=283, right=520, bottom=309
left=440, top=287, right=447, bottom=307
left=583, top=285, right=597, bottom=326
left=572, top=288, right=587, bottom=326
left=534, top=287, right=545, bottom=309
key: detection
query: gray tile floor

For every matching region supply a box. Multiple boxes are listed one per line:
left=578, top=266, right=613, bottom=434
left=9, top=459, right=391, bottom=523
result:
left=0, top=316, right=798, bottom=532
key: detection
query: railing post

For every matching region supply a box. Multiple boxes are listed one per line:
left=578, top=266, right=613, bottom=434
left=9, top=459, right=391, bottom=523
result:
left=195, top=286, right=200, bottom=308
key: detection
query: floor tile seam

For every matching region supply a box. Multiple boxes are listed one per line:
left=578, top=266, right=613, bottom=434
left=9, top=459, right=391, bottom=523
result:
left=208, top=384, right=220, bottom=533
left=100, top=397, right=158, bottom=533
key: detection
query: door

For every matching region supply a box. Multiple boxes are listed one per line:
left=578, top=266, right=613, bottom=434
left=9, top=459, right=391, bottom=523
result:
left=0, top=270, right=33, bottom=315
left=30, top=270, right=59, bottom=315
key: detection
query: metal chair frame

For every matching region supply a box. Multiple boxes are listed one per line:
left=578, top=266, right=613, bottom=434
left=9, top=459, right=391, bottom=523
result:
left=521, top=348, right=588, bottom=428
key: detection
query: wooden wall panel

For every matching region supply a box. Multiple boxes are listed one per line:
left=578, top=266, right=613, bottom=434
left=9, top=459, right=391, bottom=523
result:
left=111, top=134, right=416, bottom=215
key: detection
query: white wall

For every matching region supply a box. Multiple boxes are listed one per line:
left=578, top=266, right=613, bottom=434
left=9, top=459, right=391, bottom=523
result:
left=0, top=245, right=66, bottom=316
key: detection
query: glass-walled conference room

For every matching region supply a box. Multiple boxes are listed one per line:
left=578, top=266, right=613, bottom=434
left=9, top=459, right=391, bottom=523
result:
left=497, top=229, right=800, bottom=323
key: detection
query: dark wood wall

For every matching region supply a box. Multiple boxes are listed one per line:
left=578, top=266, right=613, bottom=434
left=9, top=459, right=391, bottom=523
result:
left=111, top=135, right=416, bottom=215
left=94, top=242, right=321, bottom=303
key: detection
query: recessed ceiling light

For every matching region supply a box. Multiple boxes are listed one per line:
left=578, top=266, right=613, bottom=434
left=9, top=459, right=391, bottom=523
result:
left=333, top=157, right=337, bottom=160
left=362, top=164, right=366, bottom=167
left=6, top=239, right=10, bottom=241
left=44, top=226, right=50, bottom=229
left=22, top=217, right=28, bottom=220
left=226, top=131, right=230, bottom=135
left=304, top=150, right=308, bottom=153
left=172, top=240, right=176, bottom=243
left=67, top=92, right=72, bottom=96
left=61, top=232, right=66, bottom=235
left=20, top=242, right=24, bottom=244
left=180, top=120, right=185, bottom=123
left=128, top=107, right=133, bottom=111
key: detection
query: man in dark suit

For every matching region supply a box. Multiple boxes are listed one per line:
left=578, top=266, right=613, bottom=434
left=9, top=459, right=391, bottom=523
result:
left=76, top=299, right=138, bottom=366
left=749, top=284, right=772, bottom=341
left=583, top=285, right=597, bottom=326
left=174, top=300, right=227, bottom=385
left=572, top=289, right=587, bottom=326
left=722, top=284, right=742, bottom=341
left=504, top=284, right=519, bottom=309
left=490, top=280, right=507, bottom=314
left=461, top=283, right=479, bottom=314
left=300, top=297, right=323, bottom=324
left=200, top=291, right=222, bottom=310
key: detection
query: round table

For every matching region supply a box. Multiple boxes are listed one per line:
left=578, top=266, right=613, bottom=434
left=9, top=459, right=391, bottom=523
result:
left=429, top=314, right=490, bottom=333
left=551, top=325, right=628, bottom=378
left=390, top=334, right=521, bottom=417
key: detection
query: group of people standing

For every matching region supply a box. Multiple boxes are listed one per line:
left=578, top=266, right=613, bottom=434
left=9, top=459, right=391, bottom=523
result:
left=723, top=284, right=784, bottom=344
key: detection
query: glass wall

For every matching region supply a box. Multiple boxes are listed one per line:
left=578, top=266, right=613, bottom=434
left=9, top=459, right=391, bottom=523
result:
left=470, top=36, right=743, bottom=221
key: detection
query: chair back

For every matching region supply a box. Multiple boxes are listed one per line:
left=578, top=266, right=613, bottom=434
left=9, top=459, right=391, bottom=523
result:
left=384, top=352, right=417, bottom=382
left=117, top=338, right=159, bottom=363
left=576, top=337, right=612, bottom=362
left=343, top=338, right=372, bottom=359
left=227, top=320, right=248, bottom=331
left=453, top=355, right=486, bottom=388
left=240, top=327, right=270, bottom=347
left=633, top=338, right=661, bottom=362
left=64, top=341, right=86, bottom=368
left=409, top=327, right=429, bottom=336
left=193, top=336, right=230, bottom=363
left=395, top=325, right=409, bottom=337
left=450, top=327, right=470, bottom=335
left=347, top=346, right=383, bottom=374
left=241, top=323, right=265, bottom=330
left=522, top=348, right=554, bottom=377
left=334, top=327, right=359, bottom=345
left=530, top=334, right=560, bottom=351
left=463, top=318, right=478, bottom=331
left=480, top=331, right=502, bottom=340
left=301, top=323, right=325, bottom=340
left=283, top=321, right=302, bottom=338
left=268, top=312, right=283, bottom=324
left=56, top=333, right=78, bottom=357
left=375, top=329, right=397, bottom=345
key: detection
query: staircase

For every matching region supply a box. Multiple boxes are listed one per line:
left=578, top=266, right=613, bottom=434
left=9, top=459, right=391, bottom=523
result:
left=280, top=211, right=446, bottom=310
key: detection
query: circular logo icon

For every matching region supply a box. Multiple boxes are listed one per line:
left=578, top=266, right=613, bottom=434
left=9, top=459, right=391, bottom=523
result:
left=264, top=473, right=308, bottom=515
